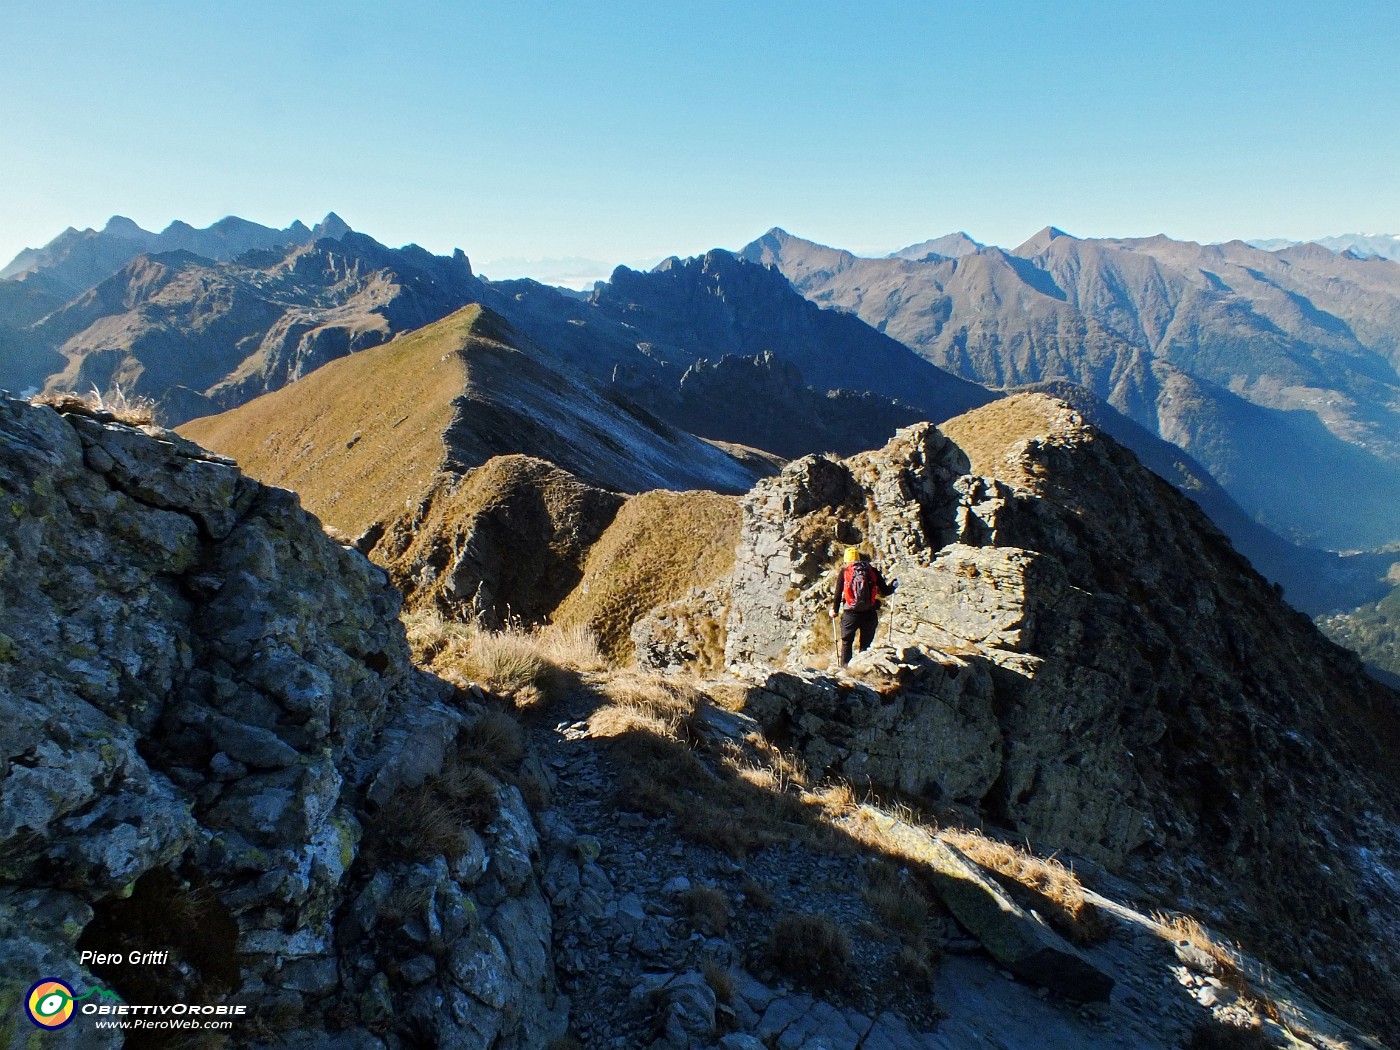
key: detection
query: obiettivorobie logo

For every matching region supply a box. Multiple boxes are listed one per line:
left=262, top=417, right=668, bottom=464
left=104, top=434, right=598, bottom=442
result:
left=25, top=978, right=120, bottom=1029
left=22, top=974, right=247, bottom=1034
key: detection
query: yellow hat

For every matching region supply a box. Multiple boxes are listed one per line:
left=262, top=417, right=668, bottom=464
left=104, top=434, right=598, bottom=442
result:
left=844, top=547, right=860, bottom=563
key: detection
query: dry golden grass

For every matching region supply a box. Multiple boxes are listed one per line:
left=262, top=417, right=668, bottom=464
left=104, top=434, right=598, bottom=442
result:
left=180, top=305, right=484, bottom=536
left=370, top=762, right=499, bottom=863
left=701, top=960, right=736, bottom=1005
left=404, top=611, right=603, bottom=706
left=551, top=489, right=740, bottom=663
left=586, top=670, right=865, bottom=858
left=599, top=671, right=711, bottom=740
left=34, top=387, right=157, bottom=425
left=1156, top=912, right=1281, bottom=1022
left=679, top=886, right=730, bottom=936
left=938, top=393, right=1082, bottom=487
left=942, top=828, right=1108, bottom=945
left=538, top=623, right=609, bottom=672
left=458, top=709, right=525, bottom=772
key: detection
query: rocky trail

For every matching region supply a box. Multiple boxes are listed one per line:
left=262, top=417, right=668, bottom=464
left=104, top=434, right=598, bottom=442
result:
left=517, top=668, right=1328, bottom=1050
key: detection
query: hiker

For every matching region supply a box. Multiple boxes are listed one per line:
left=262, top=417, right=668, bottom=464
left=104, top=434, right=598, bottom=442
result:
left=829, top=546, right=894, bottom=666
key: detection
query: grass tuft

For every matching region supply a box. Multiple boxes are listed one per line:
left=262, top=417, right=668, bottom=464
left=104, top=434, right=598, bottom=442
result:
left=403, top=611, right=603, bottom=706
left=679, top=886, right=730, bottom=936
left=458, top=709, right=525, bottom=772
left=701, top=960, right=736, bottom=1005
left=34, top=387, right=157, bottom=426
left=765, top=913, right=852, bottom=987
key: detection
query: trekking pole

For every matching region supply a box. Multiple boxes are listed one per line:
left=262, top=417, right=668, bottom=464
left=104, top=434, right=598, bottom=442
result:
left=885, top=577, right=899, bottom=647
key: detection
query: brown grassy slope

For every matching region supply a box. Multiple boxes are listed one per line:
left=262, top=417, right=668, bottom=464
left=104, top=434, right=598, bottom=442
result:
left=552, top=490, right=741, bottom=661
left=372, top=455, right=625, bottom=626
left=179, top=305, right=481, bottom=535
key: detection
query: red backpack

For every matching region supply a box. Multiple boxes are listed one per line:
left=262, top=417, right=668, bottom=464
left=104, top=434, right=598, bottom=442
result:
left=843, top=561, right=878, bottom=611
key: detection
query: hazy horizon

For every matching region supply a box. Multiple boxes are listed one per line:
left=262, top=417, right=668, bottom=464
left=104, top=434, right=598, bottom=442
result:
left=9, top=209, right=1399, bottom=291
left=3, top=1, right=1397, bottom=282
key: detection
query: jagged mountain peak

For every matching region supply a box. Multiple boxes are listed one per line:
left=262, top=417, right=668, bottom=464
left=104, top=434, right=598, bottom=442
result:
left=0, top=212, right=339, bottom=293
left=312, top=211, right=353, bottom=240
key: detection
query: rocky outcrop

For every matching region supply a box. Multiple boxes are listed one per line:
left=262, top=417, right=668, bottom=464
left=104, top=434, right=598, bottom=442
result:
left=0, top=397, right=563, bottom=1047
left=741, top=648, right=1001, bottom=804
left=637, top=393, right=1400, bottom=1027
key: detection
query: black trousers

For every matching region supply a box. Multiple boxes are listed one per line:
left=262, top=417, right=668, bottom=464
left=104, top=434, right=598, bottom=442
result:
left=838, top=607, right=879, bottom=665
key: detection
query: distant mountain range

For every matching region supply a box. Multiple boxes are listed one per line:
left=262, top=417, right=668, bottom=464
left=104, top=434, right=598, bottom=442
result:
left=0, top=212, right=988, bottom=468
left=3, top=212, right=1399, bottom=624
left=1248, top=232, right=1400, bottom=262
left=0, top=212, right=352, bottom=295
left=743, top=226, right=1400, bottom=553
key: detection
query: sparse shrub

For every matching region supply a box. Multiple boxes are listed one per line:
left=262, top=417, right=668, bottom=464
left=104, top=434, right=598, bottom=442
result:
left=765, top=913, right=852, bottom=987
left=469, top=629, right=557, bottom=697
left=701, top=959, right=735, bottom=1005
left=402, top=612, right=573, bottom=706
left=602, top=671, right=709, bottom=741
left=535, top=622, right=608, bottom=672
left=379, top=879, right=434, bottom=925
left=894, top=942, right=937, bottom=989
left=814, top=779, right=859, bottom=817
left=862, top=865, right=931, bottom=945
left=679, top=886, right=730, bottom=936
left=459, top=709, right=525, bottom=772
left=434, top=764, right=500, bottom=827
left=371, top=760, right=499, bottom=862
left=740, top=879, right=775, bottom=910
left=1156, top=913, right=1279, bottom=1020
left=402, top=609, right=472, bottom=664
left=33, top=386, right=157, bottom=426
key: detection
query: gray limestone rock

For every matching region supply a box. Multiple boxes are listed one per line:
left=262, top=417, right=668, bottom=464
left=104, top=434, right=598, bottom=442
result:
left=0, top=397, right=563, bottom=1049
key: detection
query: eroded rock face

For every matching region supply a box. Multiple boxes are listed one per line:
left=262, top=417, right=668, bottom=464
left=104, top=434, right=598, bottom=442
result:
left=638, top=394, right=1400, bottom=1021
left=0, top=398, right=562, bottom=1047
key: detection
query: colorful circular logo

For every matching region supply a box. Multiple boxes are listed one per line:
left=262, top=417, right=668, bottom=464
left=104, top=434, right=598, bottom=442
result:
left=26, top=979, right=76, bottom=1029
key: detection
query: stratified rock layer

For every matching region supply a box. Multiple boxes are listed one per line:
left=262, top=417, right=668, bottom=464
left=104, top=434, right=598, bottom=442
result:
left=0, top=397, right=563, bottom=1048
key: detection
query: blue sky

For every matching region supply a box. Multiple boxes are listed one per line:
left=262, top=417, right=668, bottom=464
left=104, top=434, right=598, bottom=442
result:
left=2, top=0, right=1397, bottom=283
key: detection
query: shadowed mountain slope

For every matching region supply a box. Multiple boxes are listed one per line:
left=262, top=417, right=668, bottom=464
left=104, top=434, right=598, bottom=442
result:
left=475, top=248, right=995, bottom=449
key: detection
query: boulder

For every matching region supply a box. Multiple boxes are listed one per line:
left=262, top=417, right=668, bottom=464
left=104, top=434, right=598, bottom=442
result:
left=849, top=809, right=1113, bottom=1002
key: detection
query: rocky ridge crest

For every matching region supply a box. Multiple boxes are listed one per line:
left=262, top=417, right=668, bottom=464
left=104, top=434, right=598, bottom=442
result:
left=636, top=393, right=1400, bottom=1025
